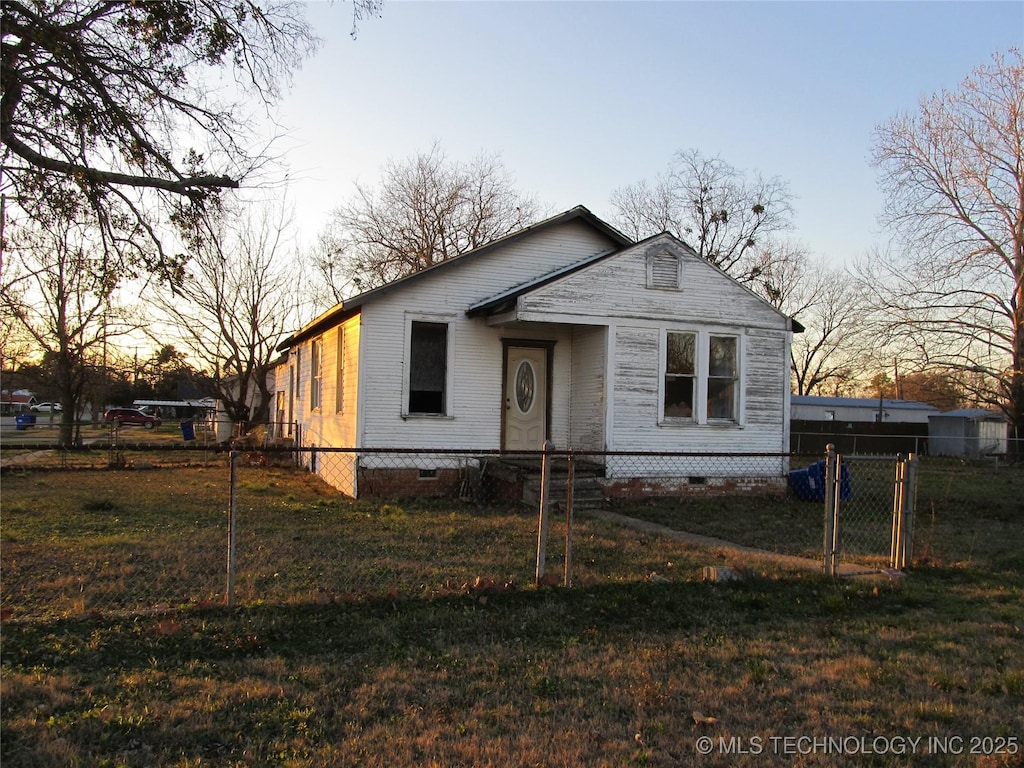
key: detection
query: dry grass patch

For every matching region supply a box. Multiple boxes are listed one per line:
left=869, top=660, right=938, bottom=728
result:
left=2, top=461, right=1022, bottom=766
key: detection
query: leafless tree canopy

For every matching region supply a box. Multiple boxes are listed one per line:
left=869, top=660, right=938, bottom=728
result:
left=610, top=148, right=794, bottom=279
left=0, top=202, right=141, bottom=444
left=751, top=242, right=866, bottom=396
left=0, top=0, right=369, bottom=281
left=151, top=195, right=306, bottom=424
left=317, top=144, right=541, bottom=296
left=866, top=48, right=1024, bottom=436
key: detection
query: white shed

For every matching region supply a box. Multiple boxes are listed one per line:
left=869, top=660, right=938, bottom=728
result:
left=928, top=409, right=1008, bottom=457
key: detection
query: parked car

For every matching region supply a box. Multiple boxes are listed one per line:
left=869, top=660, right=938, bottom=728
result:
left=30, top=402, right=62, bottom=412
left=104, top=407, right=161, bottom=429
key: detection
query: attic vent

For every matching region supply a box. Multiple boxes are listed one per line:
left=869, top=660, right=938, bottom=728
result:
left=648, top=251, right=680, bottom=290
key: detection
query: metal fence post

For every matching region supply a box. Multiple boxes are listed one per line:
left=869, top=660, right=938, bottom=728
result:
left=901, top=454, right=918, bottom=569
left=564, top=451, right=574, bottom=588
left=227, top=449, right=238, bottom=607
left=536, top=440, right=553, bottom=585
left=890, top=454, right=905, bottom=569
left=823, top=444, right=839, bottom=576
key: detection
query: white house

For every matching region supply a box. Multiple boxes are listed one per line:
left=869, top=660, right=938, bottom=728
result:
left=274, top=207, right=798, bottom=499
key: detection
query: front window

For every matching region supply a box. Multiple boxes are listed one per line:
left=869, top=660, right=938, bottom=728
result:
left=664, top=331, right=696, bottom=418
left=408, top=321, right=448, bottom=414
left=662, top=330, right=741, bottom=424
left=708, top=335, right=738, bottom=420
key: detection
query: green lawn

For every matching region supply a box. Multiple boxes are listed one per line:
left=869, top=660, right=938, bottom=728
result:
left=1, top=460, right=1021, bottom=767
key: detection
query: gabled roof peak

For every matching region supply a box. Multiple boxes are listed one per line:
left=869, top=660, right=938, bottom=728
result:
left=278, top=206, right=632, bottom=351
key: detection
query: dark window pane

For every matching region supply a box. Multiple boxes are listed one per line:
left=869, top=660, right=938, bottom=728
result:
left=666, top=332, right=695, bottom=375
left=664, top=376, right=694, bottom=418
left=708, top=378, right=735, bottom=420
left=409, top=322, right=447, bottom=414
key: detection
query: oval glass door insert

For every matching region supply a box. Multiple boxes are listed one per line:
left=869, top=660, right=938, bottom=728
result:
left=515, top=360, right=535, bottom=413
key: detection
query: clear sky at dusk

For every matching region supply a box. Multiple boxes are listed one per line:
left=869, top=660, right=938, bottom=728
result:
left=270, top=1, right=1024, bottom=268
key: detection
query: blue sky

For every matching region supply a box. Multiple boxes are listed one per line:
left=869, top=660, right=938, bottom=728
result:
left=271, top=1, right=1024, bottom=267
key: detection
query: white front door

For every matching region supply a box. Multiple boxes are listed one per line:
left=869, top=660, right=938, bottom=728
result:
left=504, top=346, right=547, bottom=451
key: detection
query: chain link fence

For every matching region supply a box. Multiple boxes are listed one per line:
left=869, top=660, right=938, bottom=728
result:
left=4, top=436, right=1003, bottom=621
left=818, top=450, right=920, bottom=574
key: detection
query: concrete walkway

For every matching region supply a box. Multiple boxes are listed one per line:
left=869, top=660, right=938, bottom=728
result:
left=585, top=508, right=887, bottom=578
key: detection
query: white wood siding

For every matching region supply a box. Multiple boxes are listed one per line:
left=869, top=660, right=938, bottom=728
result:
left=515, top=236, right=790, bottom=458
left=569, top=325, right=606, bottom=451
left=518, top=237, right=785, bottom=332
left=356, top=220, right=619, bottom=451
left=288, top=316, right=361, bottom=495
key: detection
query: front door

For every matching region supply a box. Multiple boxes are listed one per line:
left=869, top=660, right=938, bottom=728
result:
left=503, top=345, right=548, bottom=451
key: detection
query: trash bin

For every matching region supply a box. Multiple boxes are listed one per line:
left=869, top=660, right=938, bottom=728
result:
left=788, top=465, right=822, bottom=501
left=788, top=460, right=851, bottom=501
left=180, top=420, right=196, bottom=441
left=15, top=413, right=35, bottom=430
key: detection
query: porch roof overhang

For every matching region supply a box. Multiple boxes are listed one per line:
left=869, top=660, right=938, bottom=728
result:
left=465, top=247, right=625, bottom=320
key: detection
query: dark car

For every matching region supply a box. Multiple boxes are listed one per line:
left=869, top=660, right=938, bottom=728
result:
left=104, top=407, right=162, bottom=429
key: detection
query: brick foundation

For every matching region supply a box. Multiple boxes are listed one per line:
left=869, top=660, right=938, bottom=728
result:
left=357, top=467, right=464, bottom=500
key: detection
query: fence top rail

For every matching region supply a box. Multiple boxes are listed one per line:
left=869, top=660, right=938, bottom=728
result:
left=303, top=447, right=797, bottom=458
left=839, top=454, right=915, bottom=462
left=0, top=443, right=799, bottom=458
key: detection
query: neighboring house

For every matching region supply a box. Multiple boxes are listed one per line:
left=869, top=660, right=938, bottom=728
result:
left=790, top=395, right=940, bottom=455
left=791, top=396, right=940, bottom=425
left=928, top=409, right=1008, bottom=457
left=275, top=206, right=798, bottom=499
left=1, top=390, right=35, bottom=415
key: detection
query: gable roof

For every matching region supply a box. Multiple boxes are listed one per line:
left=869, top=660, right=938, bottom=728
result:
left=469, top=231, right=803, bottom=333
left=277, top=206, right=632, bottom=351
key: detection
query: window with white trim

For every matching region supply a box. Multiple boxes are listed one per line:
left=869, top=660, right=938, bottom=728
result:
left=708, top=335, right=738, bottom=421
left=408, top=321, right=448, bottom=415
left=664, top=331, right=696, bottom=418
left=335, top=327, right=345, bottom=413
left=310, top=337, right=323, bottom=410
left=662, top=330, right=741, bottom=424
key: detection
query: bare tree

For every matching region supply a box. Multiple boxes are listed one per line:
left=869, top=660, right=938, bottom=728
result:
left=0, top=199, right=140, bottom=445
left=317, top=143, right=541, bottom=295
left=1, top=0, right=378, bottom=281
left=610, top=148, right=794, bottom=280
left=866, top=49, right=1024, bottom=442
left=152, top=195, right=305, bottom=427
left=750, top=241, right=866, bottom=396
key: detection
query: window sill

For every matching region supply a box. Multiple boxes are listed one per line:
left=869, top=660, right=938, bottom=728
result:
left=659, top=419, right=743, bottom=428
left=401, top=413, right=455, bottom=421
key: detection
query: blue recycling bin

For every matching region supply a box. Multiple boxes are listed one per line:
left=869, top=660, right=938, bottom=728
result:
left=788, top=465, right=821, bottom=500
left=15, top=413, right=35, bottom=430
left=789, top=460, right=851, bottom=501
left=180, top=420, right=196, bottom=441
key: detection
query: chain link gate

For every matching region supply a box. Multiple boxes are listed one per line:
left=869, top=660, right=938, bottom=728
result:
left=822, top=444, right=918, bottom=576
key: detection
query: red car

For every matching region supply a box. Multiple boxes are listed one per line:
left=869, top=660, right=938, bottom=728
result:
left=103, top=407, right=162, bottom=429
